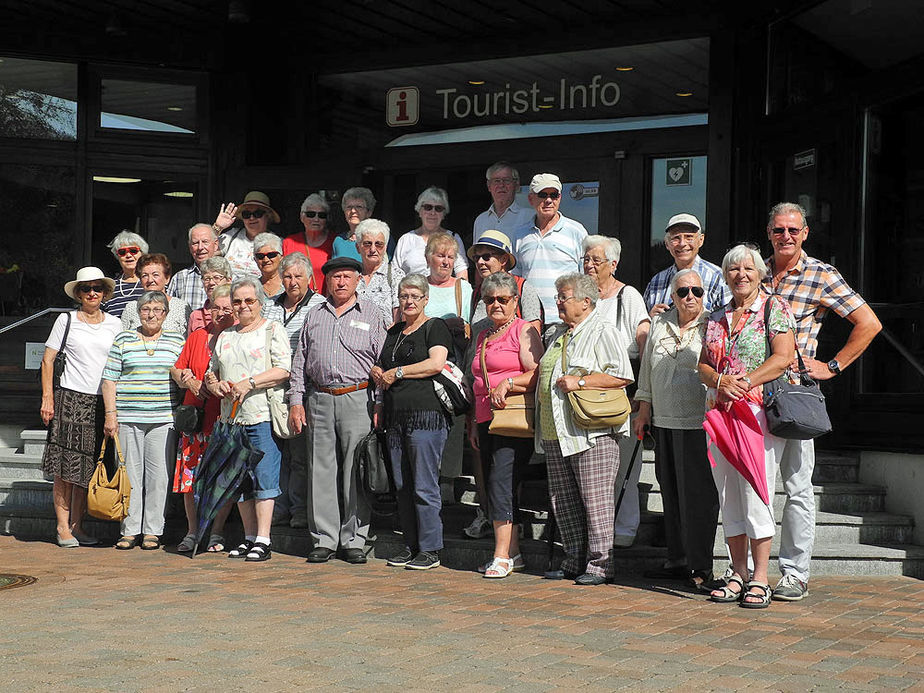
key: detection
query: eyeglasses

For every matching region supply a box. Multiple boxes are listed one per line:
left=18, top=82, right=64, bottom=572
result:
left=209, top=306, right=234, bottom=315
left=483, top=295, right=514, bottom=306
left=473, top=252, right=501, bottom=262
left=240, top=209, right=266, bottom=220
left=254, top=251, right=280, bottom=261
left=488, top=177, right=516, bottom=186
left=398, top=293, right=426, bottom=303
left=232, top=297, right=259, bottom=306
left=555, top=294, right=581, bottom=304
left=360, top=241, right=386, bottom=249
left=667, top=233, right=700, bottom=245
left=303, top=211, right=328, bottom=219
left=140, top=307, right=165, bottom=316
left=581, top=255, right=608, bottom=266
left=202, top=274, right=227, bottom=284
left=771, top=226, right=804, bottom=236
left=116, top=246, right=141, bottom=257
left=421, top=204, right=445, bottom=213
left=535, top=191, right=560, bottom=200
left=675, top=286, right=704, bottom=299
left=344, top=204, right=367, bottom=212
left=77, top=283, right=106, bottom=294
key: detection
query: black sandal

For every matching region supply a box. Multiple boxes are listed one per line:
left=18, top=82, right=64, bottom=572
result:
left=228, top=540, right=253, bottom=559
left=244, top=541, right=271, bottom=562
left=740, top=581, right=772, bottom=609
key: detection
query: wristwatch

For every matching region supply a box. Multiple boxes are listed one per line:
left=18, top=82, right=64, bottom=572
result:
left=248, top=376, right=257, bottom=390
left=827, top=359, right=841, bottom=375
left=578, top=378, right=586, bottom=389
left=396, top=366, right=405, bottom=380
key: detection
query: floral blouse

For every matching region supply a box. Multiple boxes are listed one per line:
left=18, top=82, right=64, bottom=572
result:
left=703, top=291, right=795, bottom=407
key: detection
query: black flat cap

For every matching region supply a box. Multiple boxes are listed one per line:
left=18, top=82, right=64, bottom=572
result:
left=321, top=257, right=362, bottom=274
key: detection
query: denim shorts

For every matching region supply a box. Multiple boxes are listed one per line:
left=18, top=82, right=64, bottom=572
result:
left=240, top=421, right=282, bottom=501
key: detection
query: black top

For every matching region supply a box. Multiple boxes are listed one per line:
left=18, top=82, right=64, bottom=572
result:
left=379, top=318, right=452, bottom=425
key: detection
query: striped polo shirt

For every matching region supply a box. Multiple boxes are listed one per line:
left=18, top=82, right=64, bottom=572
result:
left=102, top=330, right=185, bottom=424
left=511, top=213, right=589, bottom=323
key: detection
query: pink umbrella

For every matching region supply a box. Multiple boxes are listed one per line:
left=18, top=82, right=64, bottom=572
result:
left=703, top=398, right=770, bottom=505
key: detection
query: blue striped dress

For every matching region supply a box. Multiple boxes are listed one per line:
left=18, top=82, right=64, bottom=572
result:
left=102, top=330, right=185, bottom=424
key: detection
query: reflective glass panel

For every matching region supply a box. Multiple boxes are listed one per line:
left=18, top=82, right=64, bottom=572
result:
left=0, top=56, right=77, bottom=140
left=100, top=79, right=196, bottom=134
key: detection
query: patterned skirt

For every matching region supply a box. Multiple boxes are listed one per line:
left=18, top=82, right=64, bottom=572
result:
left=174, top=431, right=208, bottom=494
left=41, top=388, right=104, bottom=488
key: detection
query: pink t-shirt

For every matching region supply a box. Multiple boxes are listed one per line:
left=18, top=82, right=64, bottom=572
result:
left=471, top=317, right=528, bottom=424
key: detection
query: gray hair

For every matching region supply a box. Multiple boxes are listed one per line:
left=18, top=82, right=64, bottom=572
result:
left=211, top=284, right=232, bottom=301
left=767, top=202, right=807, bottom=229
left=721, top=244, right=768, bottom=280
left=355, top=218, right=390, bottom=245
left=398, top=273, right=429, bottom=298
left=107, top=230, right=149, bottom=258
left=231, top=277, right=267, bottom=304
left=481, top=271, right=518, bottom=298
left=342, top=187, right=377, bottom=213
left=137, top=290, right=169, bottom=312
left=414, top=186, right=450, bottom=215
left=582, top=235, right=621, bottom=264
left=486, top=161, right=519, bottom=183
left=252, top=232, right=283, bottom=254
left=555, top=273, right=598, bottom=307
left=279, top=251, right=312, bottom=277
left=670, top=268, right=703, bottom=292
left=200, top=256, right=232, bottom=279
left=300, top=193, right=329, bottom=214
left=188, top=222, right=217, bottom=243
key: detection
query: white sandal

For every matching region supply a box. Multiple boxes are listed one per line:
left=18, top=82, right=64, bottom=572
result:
left=477, top=553, right=525, bottom=574
left=483, top=556, right=514, bottom=579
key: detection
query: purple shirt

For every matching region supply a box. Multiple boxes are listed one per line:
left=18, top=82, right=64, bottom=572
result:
left=288, top=296, right=387, bottom=404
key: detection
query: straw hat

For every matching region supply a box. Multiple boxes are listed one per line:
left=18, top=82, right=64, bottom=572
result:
left=235, top=191, right=281, bottom=224
left=64, top=266, right=115, bottom=300
left=467, top=229, right=516, bottom=270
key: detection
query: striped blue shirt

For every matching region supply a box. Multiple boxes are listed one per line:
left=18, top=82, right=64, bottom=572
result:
left=102, top=330, right=185, bottom=424
left=642, top=255, right=731, bottom=314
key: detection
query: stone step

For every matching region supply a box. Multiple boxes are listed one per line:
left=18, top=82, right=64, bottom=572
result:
left=0, top=479, right=53, bottom=507
left=21, top=430, right=48, bottom=457
left=0, top=449, right=45, bottom=480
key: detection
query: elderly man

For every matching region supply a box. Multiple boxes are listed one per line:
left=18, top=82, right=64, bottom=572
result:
left=215, top=191, right=279, bottom=281
left=511, top=173, right=588, bottom=325
left=643, top=214, right=730, bottom=317
left=167, top=223, right=220, bottom=310
left=762, top=202, right=881, bottom=602
left=288, top=257, right=388, bottom=565
left=473, top=161, right=534, bottom=240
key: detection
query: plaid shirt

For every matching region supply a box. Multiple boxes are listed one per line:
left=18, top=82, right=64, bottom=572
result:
left=762, top=251, right=866, bottom=359
left=167, top=265, right=208, bottom=310
left=643, top=255, right=730, bottom=313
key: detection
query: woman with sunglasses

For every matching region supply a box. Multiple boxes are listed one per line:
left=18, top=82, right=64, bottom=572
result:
left=40, top=267, right=121, bottom=547
left=282, top=193, right=333, bottom=293
left=354, top=218, right=404, bottom=323
left=393, top=187, right=468, bottom=281
left=102, top=230, right=149, bottom=318
left=186, top=256, right=233, bottom=334
left=634, top=269, right=720, bottom=590
left=467, top=272, right=543, bottom=578
left=253, top=232, right=284, bottom=301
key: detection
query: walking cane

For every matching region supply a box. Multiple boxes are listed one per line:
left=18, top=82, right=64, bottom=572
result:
left=614, top=425, right=651, bottom=519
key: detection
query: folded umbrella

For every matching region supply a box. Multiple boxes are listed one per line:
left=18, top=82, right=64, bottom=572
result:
left=703, top=398, right=770, bottom=506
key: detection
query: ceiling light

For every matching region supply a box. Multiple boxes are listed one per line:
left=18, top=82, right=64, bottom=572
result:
left=167, top=106, right=183, bottom=112
left=615, top=66, right=634, bottom=72
left=468, top=80, right=485, bottom=85
left=164, top=191, right=194, bottom=198
left=675, top=91, right=693, bottom=97
left=93, top=176, right=142, bottom=184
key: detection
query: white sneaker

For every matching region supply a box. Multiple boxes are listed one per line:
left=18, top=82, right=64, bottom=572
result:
left=463, top=508, right=491, bottom=539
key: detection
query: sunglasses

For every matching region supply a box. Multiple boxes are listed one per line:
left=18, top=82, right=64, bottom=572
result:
left=240, top=209, right=266, bottom=220
left=421, top=204, right=445, bottom=213
left=360, top=240, right=386, bottom=249
left=535, top=191, right=560, bottom=200
left=483, top=295, right=514, bottom=306
left=77, top=283, right=106, bottom=294
left=675, top=286, right=705, bottom=298
left=473, top=252, right=501, bottom=262
left=232, top=297, right=259, bottom=306
left=303, top=211, right=328, bottom=219
left=116, top=246, right=141, bottom=257
left=254, top=251, right=280, bottom=261
left=771, top=226, right=804, bottom=236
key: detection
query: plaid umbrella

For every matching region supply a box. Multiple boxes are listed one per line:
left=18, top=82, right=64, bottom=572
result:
left=190, top=402, right=263, bottom=557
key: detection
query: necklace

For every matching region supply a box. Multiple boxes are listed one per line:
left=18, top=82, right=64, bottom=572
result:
left=140, top=332, right=161, bottom=356
left=78, top=310, right=104, bottom=329
left=117, top=274, right=139, bottom=298
left=487, top=314, right=516, bottom=337
left=392, top=319, right=425, bottom=361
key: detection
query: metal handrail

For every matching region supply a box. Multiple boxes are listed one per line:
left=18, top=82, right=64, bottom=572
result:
left=878, top=326, right=924, bottom=381
left=0, top=308, right=71, bottom=335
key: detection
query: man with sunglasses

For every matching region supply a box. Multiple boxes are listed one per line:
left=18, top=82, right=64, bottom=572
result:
left=216, top=191, right=280, bottom=281
left=473, top=161, right=534, bottom=240
left=511, top=173, right=589, bottom=327
left=643, top=213, right=730, bottom=318
left=167, top=223, right=220, bottom=310
left=762, top=202, right=881, bottom=603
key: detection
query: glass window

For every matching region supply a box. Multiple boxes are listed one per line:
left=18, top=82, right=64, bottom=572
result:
left=648, top=155, right=707, bottom=277
left=100, top=79, right=196, bottom=134
left=0, top=56, right=77, bottom=141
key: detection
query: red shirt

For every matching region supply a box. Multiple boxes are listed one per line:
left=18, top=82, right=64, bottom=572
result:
left=282, top=232, right=335, bottom=294
left=174, top=328, right=221, bottom=435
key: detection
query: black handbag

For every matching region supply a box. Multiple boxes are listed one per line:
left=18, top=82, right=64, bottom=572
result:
left=52, top=312, right=71, bottom=387
left=173, top=404, right=205, bottom=434
left=354, top=428, right=397, bottom=516
left=762, top=299, right=832, bottom=440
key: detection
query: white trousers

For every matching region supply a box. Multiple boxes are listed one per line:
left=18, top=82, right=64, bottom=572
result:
left=119, top=422, right=175, bottom=536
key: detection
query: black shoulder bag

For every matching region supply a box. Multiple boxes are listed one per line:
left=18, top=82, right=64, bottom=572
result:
left=52, top=312, right=72, bottom=388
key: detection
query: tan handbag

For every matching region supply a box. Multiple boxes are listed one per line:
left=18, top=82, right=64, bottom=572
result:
left=87, top=434, right=132, bottom=522
left=479, top=334, right=534, bottom=438
left=561, top=330, right=630, bottom=430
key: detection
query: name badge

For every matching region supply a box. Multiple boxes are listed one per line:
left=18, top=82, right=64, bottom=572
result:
left=350, top=319, right=370, bottom=331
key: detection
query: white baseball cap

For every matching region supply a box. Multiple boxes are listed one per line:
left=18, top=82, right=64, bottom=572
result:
left=665, top=213, right=702, bottom=233
left=529, top=173, right=562, bottom=193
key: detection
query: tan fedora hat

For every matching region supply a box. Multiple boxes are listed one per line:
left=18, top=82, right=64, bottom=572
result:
left=235, top=190, right=281, bottom=224
left=467, top=229, right=516, bottom=270
left=64, top=266, right=116, bottom=300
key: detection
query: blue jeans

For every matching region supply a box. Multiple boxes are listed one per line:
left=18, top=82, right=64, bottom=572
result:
left=239, top=422, right=282, bottom=501
left=388, top=421, right=448, bottom=553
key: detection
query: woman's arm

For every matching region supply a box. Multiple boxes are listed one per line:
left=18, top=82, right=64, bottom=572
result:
left=698, top=346, right=749, bottom=402
left=378, top=345, right=448, bottom=389
left=744, top=330, right=795, bottom=389
left=228, top=367, right=290, bottom=401
left=556, top=372, right=630, bottom=393
left=101, top=379, right=118, bottom=438
left=490, top=325, right=543, bottom=406
left=39, top=347, right=57, bottom=425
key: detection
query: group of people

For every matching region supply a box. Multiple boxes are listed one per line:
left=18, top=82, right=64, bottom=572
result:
left=39, top=161, right=881, bottom=605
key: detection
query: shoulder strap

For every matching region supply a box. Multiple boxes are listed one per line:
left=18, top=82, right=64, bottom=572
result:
left=616, top=285, right=625, bottom=327
left=763, top=295, right=807, bottom=373
left=454, top=278, right=463, bottom=318
left=560, top=330, right=569, bottom=374
left=478, top=334, right=491, bottom=392
left=61, top=311, right=72, bottom=352
left=514, top=275, right=525, bottom=319
left=264, top=321, right=273, bottom=370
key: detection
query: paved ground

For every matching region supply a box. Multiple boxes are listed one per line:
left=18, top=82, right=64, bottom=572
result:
left=1, top=535, right=923, bottom=692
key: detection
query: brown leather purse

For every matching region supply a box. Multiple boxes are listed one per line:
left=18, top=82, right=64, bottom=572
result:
left=561, top=331, right=630, bottom=430
left=479, top=332, right=534, bottom=438
left=87, top=434, right=132, bottom=522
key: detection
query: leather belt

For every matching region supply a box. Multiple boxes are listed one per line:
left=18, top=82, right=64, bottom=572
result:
left=317, top=382, right=368, bottom=396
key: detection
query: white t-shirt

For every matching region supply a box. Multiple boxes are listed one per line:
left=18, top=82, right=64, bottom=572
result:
left=45, top=311, right=122, bottom=395
left=218, top=227, right=261, bottom=281
left=595, top=285, right=650, bottom=360
left=393, top=230, right=468, bottom=277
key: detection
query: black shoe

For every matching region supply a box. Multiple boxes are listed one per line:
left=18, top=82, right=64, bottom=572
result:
left=386, top=548, right=414, bottom=567
left=643, top=564, right=690, bottom=580
left=544, top=568, right=579, bottom=580
left=341, top=548, right=367, bottom=564
left=574, top=573, right=609, bottom=586
left=306, top=546, right=336, bottom=563
left=244, top=541, right=272, bottom=562
left=405, top=550, right=440, bottom=570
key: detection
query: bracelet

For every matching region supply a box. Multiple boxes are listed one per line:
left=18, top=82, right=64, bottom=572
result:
left=716, top=374, right=723, bottom=390
left=211, top=223, right=222, bottom=233
left=105, top=410, right=117, bottom=414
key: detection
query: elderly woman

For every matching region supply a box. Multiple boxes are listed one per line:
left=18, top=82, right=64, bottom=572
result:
left=215, top=192, right=277, bottom=281
left=187, top=256, right=232, bottom=334
left=121, top=254, right=191, bottom=334
left=698, top=244, right=796, bottom=609
left=355, top=218, right=404, bottom=323
left=262, top=252, right=325, bottom=529
left=283, top=192, right=333, bottom=293
left=393, top=187, right=468, bottom=280
left=253, top=232, right=284, bottom=300
left=371, top=274, right=453, bottom=570
left=204, top=278, right=291, bottom=563
left=334, top=186, right=374, bottom=262
left=40, top=267, right=121, bottom=547
left=634, top=269, right=719, bottom=589
left=468, top=272, right=544, bottom=577
left=170, top=284, right=237, bottom=553
left=537, top=273, right=634, bottom=585
left=582, top=235, right=651, bottom=549
left=102, top=230, right=148, bottom=317
left=102, top=290, right=185, bottom=551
